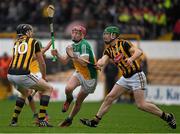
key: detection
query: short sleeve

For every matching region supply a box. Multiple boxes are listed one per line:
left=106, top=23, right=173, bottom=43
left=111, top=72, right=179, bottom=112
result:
left=122, top=40, right=133, bottom=52
left=34, top=40, right=41, bottom=53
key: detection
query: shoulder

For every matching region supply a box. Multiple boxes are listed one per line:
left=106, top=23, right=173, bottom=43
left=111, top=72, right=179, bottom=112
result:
left=81, top=39, right=91, bottom=49
left=122, top=39, right=132, bottom=45
left=117, top=39, right=133, bottom=48
left=31, top=38, right=42, bottom=47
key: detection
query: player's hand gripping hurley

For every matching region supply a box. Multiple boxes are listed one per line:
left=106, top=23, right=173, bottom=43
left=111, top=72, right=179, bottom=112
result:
left=66, top=46, right=101, bottom=71
left=47, top=5, right=56, bottom=61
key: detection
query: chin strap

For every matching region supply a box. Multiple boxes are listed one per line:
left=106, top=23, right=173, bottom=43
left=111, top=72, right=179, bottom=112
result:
left=72, top=38, right=83, bottom=43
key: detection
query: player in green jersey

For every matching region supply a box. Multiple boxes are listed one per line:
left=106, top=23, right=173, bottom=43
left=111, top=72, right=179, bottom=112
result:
left=51, top=25, right=98, bottom=127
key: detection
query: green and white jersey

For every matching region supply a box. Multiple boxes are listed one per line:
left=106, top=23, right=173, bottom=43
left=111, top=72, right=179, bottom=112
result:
left=72, top=39, right=97, bottom=80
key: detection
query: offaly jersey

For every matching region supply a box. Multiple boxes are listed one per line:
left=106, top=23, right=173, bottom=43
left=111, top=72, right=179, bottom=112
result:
left=8, top=36, right=41, bottom=75
left=72, top=39, right=97, bottom=80
left=104, top=39, right=142, bottom=78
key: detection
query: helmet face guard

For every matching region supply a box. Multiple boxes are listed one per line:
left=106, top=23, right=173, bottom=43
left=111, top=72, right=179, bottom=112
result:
left=16, top=24, right=33, bottom=36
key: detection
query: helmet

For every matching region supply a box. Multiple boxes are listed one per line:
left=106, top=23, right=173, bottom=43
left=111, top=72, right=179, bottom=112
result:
left=103, top=26, right=120, bottom=35
left=72, top=25, right=86, bottom=36
left=16, top=24, right=33, bottom=36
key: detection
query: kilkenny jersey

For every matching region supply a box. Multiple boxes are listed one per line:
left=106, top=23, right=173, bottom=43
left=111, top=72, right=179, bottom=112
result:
left=103, top=39, right=142, bottom=78
left=72, top=39, right=97, bottom=80
left=29, top=41, right=43, bottom=74
left=8, top=36, right=41, bottom=75
left=30, top=59, right=40, bottom=74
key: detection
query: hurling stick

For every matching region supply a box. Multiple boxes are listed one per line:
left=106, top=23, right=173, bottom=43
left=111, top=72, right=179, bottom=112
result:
left=47, top=5, right=56, bottom=61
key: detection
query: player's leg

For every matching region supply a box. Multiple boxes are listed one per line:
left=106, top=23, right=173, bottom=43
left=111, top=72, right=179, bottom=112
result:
left=69, top=89, right=88, bottom=119
left=80, top=84, right=126, bottom=127
left=60, top=89, right=88, bottom=127
left=30, top=78, right=53, bottom=127
left=26, top=90, right=37, bottom=115
left=25, top=90, right=40, bottom=124
left=28, top=72, right=42, bottom=120
left=8, top=74, right=53, bottom=127
left=38, top=91, right=49, bottom=122
left=10, top=88, right=28, bottom=126
left=133, top=89, right=176, bottom=129
left=96, top=84, right=125, bottom=119
left=62, top=75, right=80, bottom=112
left=134, top=89, right=163, bottom=116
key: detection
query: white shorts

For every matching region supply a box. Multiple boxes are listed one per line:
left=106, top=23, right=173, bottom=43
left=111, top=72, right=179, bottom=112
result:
left=32, top=72, right=42, bottom=80
left=7, top=73, right=40, bottom=90
left=116, top=71, right=147, bottom=91
left=73, top=71, right=97, bottom=94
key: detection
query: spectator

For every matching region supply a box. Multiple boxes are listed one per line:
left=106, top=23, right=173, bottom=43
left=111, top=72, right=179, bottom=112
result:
left=172, top=19, right=180, bottom=40
left=0, top=0, right=179, bottom=39
left=0, top=52, right=12, bottom=100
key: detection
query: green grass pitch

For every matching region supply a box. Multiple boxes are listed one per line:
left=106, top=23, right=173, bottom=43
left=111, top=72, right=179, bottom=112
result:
left=0, top=100, right=179, bottom=133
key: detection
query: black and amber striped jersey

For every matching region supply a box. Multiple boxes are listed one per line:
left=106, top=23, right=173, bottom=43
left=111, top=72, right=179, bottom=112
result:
left=8, top=36, right=41, bottom=75
left=103, top=39, right=142, bottom=78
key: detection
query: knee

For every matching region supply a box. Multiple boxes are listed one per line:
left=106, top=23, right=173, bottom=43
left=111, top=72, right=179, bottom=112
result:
left=47, top=85, right=53, bottom=93
left=65, top=86, right=73, bottom=94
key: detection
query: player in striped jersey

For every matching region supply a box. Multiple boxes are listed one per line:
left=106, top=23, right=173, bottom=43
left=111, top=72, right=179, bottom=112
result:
left=80, top=26, right=176, bottom=129
left=27, top=41, right=52, bottom=123
left=7, top=24, right=53, bottom=127
left=51, top=25, right=98, bottom=127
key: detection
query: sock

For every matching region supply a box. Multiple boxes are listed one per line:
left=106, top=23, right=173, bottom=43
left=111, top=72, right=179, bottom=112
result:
left=27, top=95, right=33, bottom=102
left=12, top=97, right=25, bottom=122
left=67, top=116, right=73, bottom=121
left=38, top=95, right=50, bottom=120
left=66, top=94, right=73, bottom=103
left=93, top=115, right=101, bottom=123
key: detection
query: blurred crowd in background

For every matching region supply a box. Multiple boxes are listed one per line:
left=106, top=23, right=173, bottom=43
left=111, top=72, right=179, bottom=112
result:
left=0, top=0, right=179, bottom=40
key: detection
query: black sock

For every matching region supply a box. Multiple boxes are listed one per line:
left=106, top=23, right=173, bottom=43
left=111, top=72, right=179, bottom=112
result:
left=38, top=95, right=50, bottom=120
left=66, top=94, right=73, bottom=103
left=12, top=97, right=25, bottom=122
left=93, top=115, right=101, bottom=124
left=95, top=115, right=102, bottom=120
left=27, top=95, right=33, bottom=102
left=67, top=116, right=73, bottom=121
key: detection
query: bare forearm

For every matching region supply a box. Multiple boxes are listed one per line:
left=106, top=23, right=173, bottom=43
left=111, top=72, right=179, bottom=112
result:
left=97, top=55, right=109, bottom=67
left=41, top=45, right=51, bottom=54
left=41, top=41, right=52, bottom=54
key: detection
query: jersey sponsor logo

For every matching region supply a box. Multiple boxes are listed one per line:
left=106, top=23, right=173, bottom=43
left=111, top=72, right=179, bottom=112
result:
left=113, top=53, right=124, bottom=63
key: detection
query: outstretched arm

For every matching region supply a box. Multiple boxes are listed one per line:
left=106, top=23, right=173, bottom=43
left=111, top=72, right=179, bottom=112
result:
left=96, top=55, right=110, bottom=68
left=41, top=41, right=52, bottom=54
